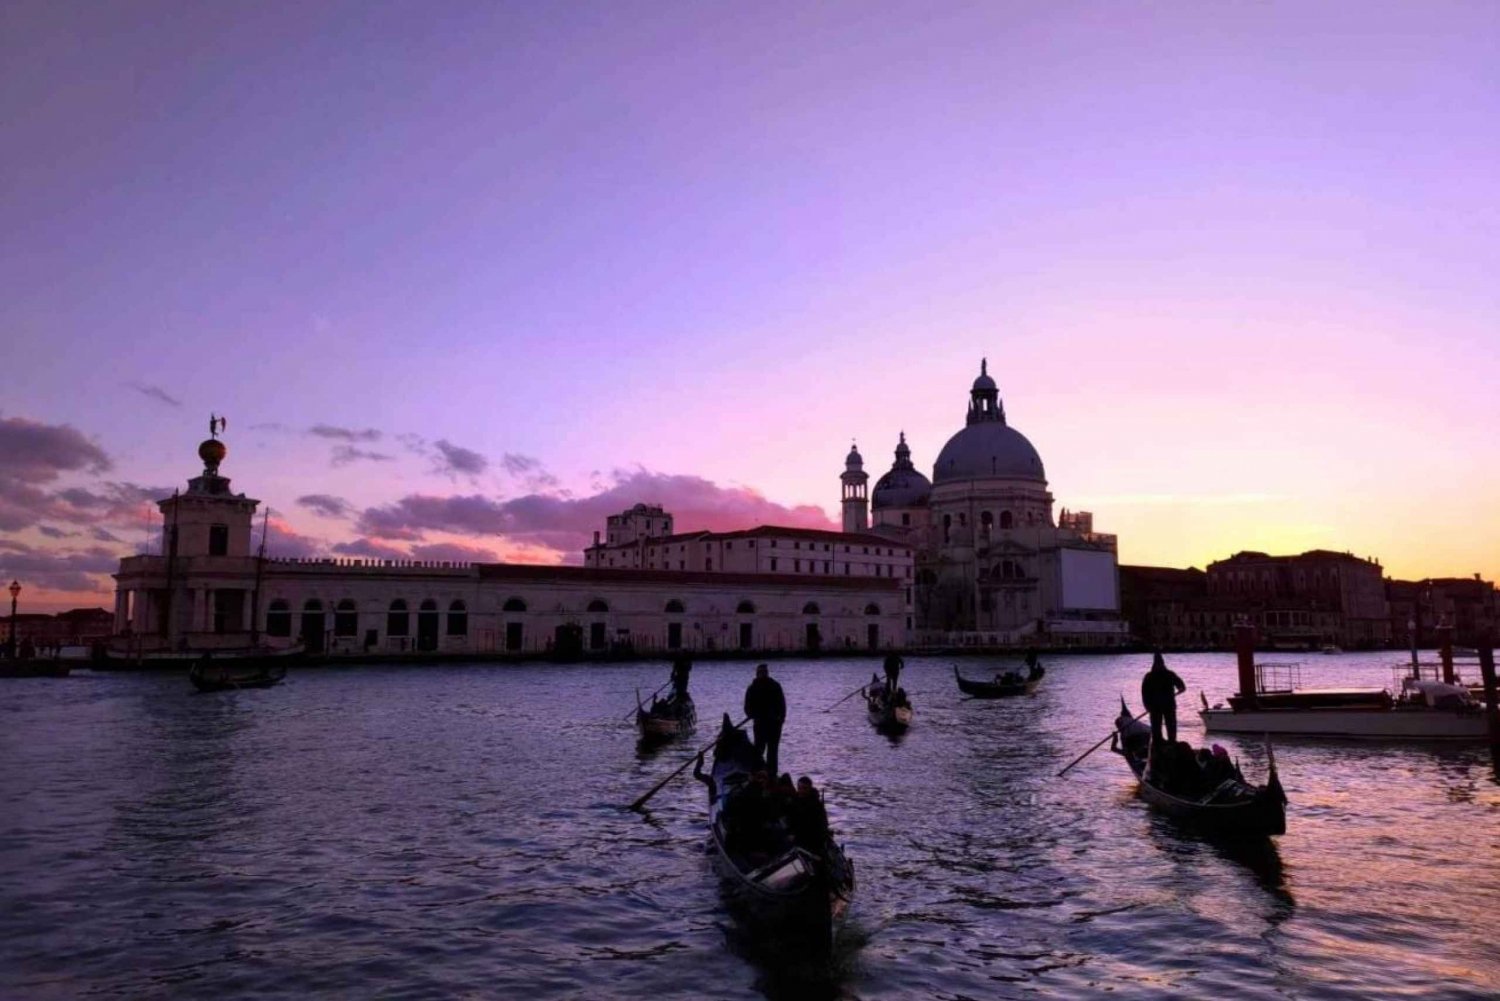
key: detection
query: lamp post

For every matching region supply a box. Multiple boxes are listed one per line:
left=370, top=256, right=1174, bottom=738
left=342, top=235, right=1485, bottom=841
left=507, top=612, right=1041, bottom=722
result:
left=7, top=580, right=20, bottom=660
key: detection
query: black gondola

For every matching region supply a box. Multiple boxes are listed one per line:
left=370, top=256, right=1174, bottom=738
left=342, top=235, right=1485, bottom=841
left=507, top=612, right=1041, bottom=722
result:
left=188, top=653, right=291, bottom=692
left=701, top=716, right=854, bottom=947
left=952, top=662, right=1044, bottom=698
left=636, top=691, right=696, bottom=744
left=864, top=681, right=913, bottom=734
left=1110, top=698, right=1286, bottom=837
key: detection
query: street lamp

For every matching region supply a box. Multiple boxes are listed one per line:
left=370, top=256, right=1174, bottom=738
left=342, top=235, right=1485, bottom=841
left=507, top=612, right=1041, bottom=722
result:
left=7, top=580, right=20, bottom=660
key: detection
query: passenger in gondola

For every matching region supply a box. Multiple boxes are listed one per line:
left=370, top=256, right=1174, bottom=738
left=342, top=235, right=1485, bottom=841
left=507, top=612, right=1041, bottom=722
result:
left=883, top=653, right=904, bottom=694
left=743, top=664, right=787, bottom=776
left=790, top=776, right=830, bottom=852
left=1025, top=650, right=1044, bottom=681
left=1141, top=651, right=1187, bottom=748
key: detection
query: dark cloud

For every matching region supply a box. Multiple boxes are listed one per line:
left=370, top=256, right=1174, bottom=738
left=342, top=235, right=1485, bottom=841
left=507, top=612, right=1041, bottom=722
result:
left=308, top=424, right=382, bottom=443
left=90, top=527, right=124, bottom=543
left=330, top=445, right=395, bottom=466
left=0, top=416, right=112, bottom=484
left=354, top=469, right=835, bottom=558
left=433, top=439, right=488, bottom=478
left=0, top=541, right=122, bottom=595
left=296, top=493, right=354, bottom=518
left=500, top=453, right=560, bottom=491
left=127, top=383, right=182, bottom=408
left=410, top=541, right=500, bottom=564
left=37, top=525, right=74, bottom=539
left=253, top=517, right=324, bottom=559
left=331, top=537, right=409, bottom=561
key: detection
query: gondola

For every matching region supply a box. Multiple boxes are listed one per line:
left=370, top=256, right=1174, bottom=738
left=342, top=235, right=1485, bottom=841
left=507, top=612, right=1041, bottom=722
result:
left=1111, top=699, right=1286, bottom=837
left=636, top=690, right=696, bottom=744
left=952, top=663, right=1043, bottom=698
left=188, top=655, right=290, bottom=692
left=702, top=716, right=855, bottom=947
left=864, top=681, right=913, bottom=734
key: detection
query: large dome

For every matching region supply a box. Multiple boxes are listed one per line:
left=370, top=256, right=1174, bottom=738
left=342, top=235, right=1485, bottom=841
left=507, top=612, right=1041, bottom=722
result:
left=933, top=422, right=1046, bottom=484
left=931, top=359, right=1046, bottom=484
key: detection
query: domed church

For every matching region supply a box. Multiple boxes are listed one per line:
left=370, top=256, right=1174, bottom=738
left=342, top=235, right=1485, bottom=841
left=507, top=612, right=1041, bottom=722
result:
left=850, top=360, right=1127, bottom=647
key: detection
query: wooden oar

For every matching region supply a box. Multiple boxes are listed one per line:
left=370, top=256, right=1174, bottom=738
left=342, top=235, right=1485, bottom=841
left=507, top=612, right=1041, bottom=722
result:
left=628, top=716, right=749, bottom=812
left=822, top=681, right=873, bottom=712
left=623, top=679, right=671, bottom=721
left=1057, top=709, right=1147, bottom=777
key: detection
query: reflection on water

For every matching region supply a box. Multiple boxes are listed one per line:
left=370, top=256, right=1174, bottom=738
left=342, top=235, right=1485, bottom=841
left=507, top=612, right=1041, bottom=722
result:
left=1, top=653, right=1498, bottom=1000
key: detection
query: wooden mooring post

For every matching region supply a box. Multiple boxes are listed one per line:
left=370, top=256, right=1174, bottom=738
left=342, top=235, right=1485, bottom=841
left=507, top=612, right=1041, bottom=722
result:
left=1477, top=635, right=1500, bottom=769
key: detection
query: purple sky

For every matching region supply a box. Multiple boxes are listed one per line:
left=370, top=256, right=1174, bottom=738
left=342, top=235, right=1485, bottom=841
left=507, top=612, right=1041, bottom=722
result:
left=3, top=2, right=1498, bottom=609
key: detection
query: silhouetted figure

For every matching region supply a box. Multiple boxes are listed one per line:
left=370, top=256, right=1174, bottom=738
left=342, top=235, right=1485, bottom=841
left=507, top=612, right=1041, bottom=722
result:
left=790, top=776, right=830, bottom=852
left=743, top=663, right=786, bottom=776
left=1025, top=650, right=1044, bottom=681
left=883, top=653, right=903, bottom=693
left=1141, top=651, right=1187, bottom=746
left=669, top=654, right=692, bottom=702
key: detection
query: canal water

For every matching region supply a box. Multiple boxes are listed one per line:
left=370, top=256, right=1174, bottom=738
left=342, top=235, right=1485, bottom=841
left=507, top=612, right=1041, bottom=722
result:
left=3, top=654, right=1497, bottom=1000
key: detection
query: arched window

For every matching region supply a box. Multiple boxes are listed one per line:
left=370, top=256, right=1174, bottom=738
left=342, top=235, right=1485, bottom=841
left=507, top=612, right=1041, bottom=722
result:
left=736, top=600, right=756, bottom=614
left=1000, top=510, right=1014, bottom=530
left=503, top=597, right=527, bottom=613
left=208, top=523, right=229, bottom=556
left=665, top=598, right=685, bottom=613
left=942, top=514, right=952, bottom=544
left=303, top=598, right=323, bottom=612
left=802, top=602, right=820, bottom=615
left=447, top=600, right=467, bottom=636
left=587, top=599, right=609, bottom=613
left=864, top=603, right=880, bottom=615
left=980, top=510, right=993, bottom=541
left=334, top=599, right=358, bottom=637
left=387, top=599, right=409, bottom=636
left=266, top=599, right=291, bottom=637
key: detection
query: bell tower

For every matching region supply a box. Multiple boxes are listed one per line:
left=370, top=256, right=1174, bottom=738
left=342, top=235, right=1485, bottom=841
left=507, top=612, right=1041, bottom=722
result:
left=840, top=442, right=868, bottom=533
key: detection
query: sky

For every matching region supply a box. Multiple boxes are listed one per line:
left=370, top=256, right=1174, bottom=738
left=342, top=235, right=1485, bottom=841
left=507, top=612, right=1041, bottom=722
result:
left=2, top=1, right=1498, bottom=612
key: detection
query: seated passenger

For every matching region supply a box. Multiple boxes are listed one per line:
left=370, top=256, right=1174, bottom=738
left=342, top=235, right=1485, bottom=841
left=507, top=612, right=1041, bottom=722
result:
left=789, top=776, right=830, bottom=852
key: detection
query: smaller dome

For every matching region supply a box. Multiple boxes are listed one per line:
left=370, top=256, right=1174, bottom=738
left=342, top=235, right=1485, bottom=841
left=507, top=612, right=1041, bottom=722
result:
left=872, top=432, right=931, bottom=509
left=198, top=439, right=227, bottom=468
left=845, top=443, right=863, bottom=469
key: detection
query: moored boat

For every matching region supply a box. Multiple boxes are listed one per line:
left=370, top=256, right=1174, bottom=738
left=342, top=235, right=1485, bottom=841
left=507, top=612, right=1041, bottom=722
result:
left=1202, top=624, right=1492, bottom=742
left=700, top=716, right=854, bottom=947
left=864, top=682, right=913, bottom=734
left=636, top=691, right=696, bottom=744
left=953, top=662, right=1043, bottom=698
left=1113, top=700, right=1286, bottom=838
left=0, top=660, right=72, bottom=679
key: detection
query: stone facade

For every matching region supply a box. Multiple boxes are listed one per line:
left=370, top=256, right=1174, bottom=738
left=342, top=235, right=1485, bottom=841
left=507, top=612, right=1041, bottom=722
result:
left=112, top=437, right=908, bottom=659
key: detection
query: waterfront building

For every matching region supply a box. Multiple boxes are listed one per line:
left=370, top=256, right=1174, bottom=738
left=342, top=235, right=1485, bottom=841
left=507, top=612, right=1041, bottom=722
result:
left=1205, top=549, right=1389, bottom=649
left=111, top=435, right=908, bottom=658
left=1116, top=565, right=1234, bottom=649
left=857, top=361, right=1127, bottom=647
left=1387, top=575, right=1497, bottom=649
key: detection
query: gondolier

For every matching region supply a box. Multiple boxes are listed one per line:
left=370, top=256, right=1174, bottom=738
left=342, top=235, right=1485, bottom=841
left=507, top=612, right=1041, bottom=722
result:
left=743, top=664, right=786, bottom=776
left=882, top=653, right=903, bottom=693
left=670, top=654, right=692, bottom=702
left=1141, top=651, right=1187, bottom=747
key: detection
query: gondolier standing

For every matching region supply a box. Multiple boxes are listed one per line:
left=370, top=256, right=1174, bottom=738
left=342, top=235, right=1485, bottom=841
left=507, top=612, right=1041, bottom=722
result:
left=883, top=653, right=903, bottom=694
left=744, top=664, right=787, bottom=776
left=670, top=654, right=692, bottom=703
left=1140, top=651, right=1187, bottom=747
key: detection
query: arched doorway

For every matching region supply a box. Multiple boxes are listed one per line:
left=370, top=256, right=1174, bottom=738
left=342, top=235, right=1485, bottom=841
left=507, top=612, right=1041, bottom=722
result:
left=417, top=599, right=439, bottom=652
left=300, top=599, right=326, bottom=653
